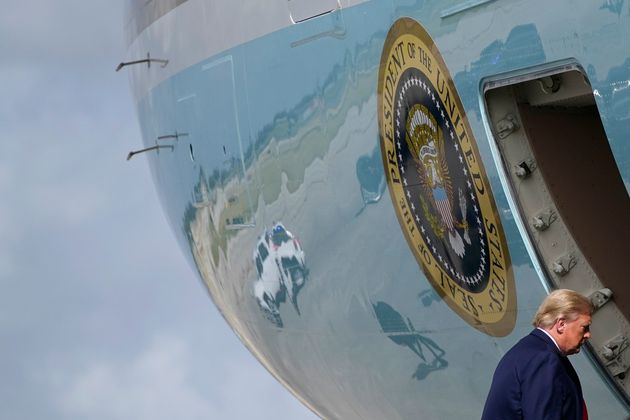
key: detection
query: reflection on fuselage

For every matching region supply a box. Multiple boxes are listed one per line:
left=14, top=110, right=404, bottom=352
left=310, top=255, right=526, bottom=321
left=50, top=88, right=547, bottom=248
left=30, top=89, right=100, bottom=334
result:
left=355, top=143, right=386, bottom=216
left=253, top=223, right=308, bottom=327
left=417, top=288, right=441, bottom=308
left=373, top=301, right=448, bottom=380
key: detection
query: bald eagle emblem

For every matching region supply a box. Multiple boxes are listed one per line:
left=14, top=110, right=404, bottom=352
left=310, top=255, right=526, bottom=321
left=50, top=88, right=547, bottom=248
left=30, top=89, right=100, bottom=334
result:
left=406, top=104, right=471, bottom=258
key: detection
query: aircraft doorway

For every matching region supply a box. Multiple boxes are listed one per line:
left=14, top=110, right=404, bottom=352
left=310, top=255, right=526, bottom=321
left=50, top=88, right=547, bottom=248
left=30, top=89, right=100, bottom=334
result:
left=482, top=63, right=630, bottom=405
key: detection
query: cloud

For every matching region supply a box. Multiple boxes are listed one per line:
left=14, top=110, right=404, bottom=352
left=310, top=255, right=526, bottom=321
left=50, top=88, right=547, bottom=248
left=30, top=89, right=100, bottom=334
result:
left=0, top=163, right=17, bottom=278
left=55, top=334, right=315, bottom=420
left=58, top=335, right=213, bottom=420
left=0, top=1, right=124, bottom=70
left=213, top=358, right=318, bottom=419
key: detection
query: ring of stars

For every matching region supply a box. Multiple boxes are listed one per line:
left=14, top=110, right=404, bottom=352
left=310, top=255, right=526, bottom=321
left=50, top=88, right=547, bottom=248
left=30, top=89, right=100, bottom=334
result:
left=394, top=71, right=488, bottom=288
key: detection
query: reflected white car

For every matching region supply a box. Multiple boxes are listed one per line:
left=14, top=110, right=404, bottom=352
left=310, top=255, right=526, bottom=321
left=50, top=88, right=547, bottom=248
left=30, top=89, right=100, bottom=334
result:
left=253, top=223, right=308, bottom=324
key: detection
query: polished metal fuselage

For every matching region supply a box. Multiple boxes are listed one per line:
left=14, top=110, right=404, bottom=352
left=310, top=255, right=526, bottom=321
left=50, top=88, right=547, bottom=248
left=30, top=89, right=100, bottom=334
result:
left=124, top=1, right=630, bottom=417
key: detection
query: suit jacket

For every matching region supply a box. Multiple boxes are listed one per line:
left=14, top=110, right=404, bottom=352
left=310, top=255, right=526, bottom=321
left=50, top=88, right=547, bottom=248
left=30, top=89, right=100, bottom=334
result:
left=481, top=329, right=585, bottom=420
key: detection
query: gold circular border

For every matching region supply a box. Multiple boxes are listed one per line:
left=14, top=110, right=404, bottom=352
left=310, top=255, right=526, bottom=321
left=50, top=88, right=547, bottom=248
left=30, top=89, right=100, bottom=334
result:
left=377, top=17, right=516, bottom=337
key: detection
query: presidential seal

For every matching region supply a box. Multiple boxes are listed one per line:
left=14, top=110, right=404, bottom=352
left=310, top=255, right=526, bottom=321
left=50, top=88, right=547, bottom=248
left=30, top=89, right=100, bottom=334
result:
left=377, top=18, right=516, bottom=336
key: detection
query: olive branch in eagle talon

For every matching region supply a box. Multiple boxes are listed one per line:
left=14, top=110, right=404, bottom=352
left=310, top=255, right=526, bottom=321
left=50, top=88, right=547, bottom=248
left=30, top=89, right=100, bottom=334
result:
left=405, top=104, right=471, bottom=258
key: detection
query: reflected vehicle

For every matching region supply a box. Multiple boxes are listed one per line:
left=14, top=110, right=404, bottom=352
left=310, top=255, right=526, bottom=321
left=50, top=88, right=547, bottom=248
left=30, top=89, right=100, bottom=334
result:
left=355, top=145, right=386, bottom=216
left=611, top=83, right=630, bottom=121
left=253, top=223, right=308, bottom=325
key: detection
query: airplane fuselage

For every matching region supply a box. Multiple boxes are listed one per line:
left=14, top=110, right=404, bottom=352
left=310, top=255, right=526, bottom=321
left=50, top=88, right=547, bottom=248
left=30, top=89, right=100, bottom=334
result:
left=123, top=0, right=630, bottom=417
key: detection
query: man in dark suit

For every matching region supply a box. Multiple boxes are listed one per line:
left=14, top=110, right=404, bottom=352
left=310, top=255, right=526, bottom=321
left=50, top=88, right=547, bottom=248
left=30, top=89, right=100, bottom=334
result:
left=482, top=289, right=592, bottom=419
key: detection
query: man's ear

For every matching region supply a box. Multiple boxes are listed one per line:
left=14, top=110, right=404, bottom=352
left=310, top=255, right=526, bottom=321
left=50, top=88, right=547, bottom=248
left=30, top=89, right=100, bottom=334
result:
left=556, top=318, right=566, bottom=334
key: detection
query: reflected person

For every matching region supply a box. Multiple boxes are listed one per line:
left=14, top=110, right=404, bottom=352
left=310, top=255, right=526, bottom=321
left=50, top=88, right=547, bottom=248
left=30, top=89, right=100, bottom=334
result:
left=482, top=289, right=592, bottom=419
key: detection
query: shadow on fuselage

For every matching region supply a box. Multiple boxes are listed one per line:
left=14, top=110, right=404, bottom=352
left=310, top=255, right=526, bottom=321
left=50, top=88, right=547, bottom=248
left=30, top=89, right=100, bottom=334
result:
left=372, top=301, right=448, bottom=380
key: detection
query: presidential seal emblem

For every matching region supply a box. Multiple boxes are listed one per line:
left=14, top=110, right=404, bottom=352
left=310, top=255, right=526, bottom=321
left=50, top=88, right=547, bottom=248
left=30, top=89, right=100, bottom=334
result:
left=377, top=18, right=516, bottom=336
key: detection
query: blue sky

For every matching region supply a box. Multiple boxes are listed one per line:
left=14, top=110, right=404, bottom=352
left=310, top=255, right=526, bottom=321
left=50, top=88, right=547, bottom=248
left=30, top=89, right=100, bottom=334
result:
left=0, top=2, right=315, bottom=418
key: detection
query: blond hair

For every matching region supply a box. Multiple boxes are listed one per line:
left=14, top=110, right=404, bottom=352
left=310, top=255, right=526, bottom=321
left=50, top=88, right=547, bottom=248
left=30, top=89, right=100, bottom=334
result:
left=533, top=289, right=593, bottom=328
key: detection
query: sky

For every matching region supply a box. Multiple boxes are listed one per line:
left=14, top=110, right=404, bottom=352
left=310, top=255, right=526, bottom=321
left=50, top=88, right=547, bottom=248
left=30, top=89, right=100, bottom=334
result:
left=0, top=2, right=315, bottom=419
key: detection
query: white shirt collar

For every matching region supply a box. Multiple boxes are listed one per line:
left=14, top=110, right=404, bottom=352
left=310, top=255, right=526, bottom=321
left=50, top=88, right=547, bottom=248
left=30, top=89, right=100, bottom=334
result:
left=537, top=327, right=562, bottom=353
